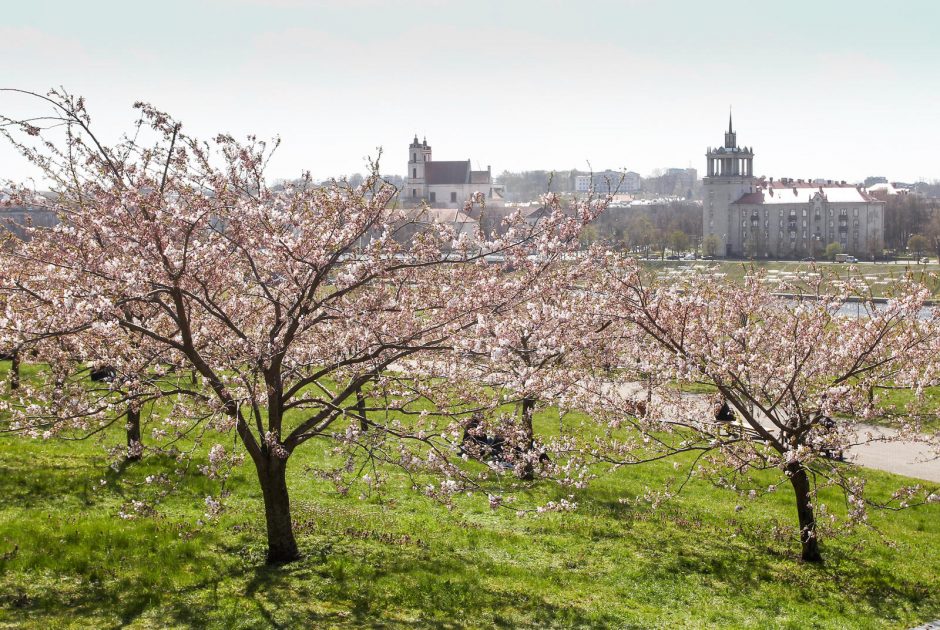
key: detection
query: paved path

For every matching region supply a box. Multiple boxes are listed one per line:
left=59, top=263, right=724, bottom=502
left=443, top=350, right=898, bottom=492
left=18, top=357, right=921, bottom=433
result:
left=399, top=363, right=940, bottom=484
left=845, top=424, right=940, bottom=483
left=611, top=381, right=940, bottom=484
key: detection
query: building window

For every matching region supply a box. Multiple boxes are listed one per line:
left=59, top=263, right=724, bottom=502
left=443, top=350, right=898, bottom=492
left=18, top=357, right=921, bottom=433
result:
left=430, top=192, right=436, bottom=203
left=412, top=168, right=416, bottom=179
left=412, top=188, right=416, bottom=198
left=450, top=192, right=457, bottom=203
left=412, top=153, right=416, bottom=162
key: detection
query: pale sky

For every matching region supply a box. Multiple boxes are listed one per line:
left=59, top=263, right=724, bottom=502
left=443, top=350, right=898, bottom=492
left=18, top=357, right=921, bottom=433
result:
left=2, top=0, right=938, bottom=185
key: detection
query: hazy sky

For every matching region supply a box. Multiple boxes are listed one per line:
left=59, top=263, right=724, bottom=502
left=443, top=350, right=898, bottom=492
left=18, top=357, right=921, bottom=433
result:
left=2, top=0, right=938, bottom=184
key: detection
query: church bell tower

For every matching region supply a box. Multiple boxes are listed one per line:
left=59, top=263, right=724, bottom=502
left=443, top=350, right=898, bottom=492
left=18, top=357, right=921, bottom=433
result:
left=406, top=135, right=431, bottom=202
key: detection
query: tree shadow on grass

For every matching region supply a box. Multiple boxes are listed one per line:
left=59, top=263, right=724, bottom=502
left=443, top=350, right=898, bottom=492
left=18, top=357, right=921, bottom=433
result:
left=0, top=460, right=96, bottom=508
left=226, top=542, right=619, bottom=629
left=581, top=490, right=940, bottom=623
left=636, top=519, right=940, bottom=623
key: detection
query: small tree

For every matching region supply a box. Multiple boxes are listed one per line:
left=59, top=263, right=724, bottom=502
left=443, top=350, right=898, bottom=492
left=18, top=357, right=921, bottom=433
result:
left=702, top=234, right=720, bottom=257
left=591, top=258, right=940, bottom=562
left=908, top=234, right=929, bottom=259
left=825, top=242, right=843, bottom=261
left=447, top=262, right=608, bottom=479
left=668, top=230, right=689, bottom=256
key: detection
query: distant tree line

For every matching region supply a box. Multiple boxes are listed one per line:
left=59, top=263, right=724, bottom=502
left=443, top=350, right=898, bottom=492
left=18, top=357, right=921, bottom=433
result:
left=579, top=200, right=703, bottom=257
left=883, top=194, right=940, bottom=257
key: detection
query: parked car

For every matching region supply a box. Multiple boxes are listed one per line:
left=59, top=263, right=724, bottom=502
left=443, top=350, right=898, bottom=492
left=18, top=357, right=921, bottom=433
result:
left=920, top=257, right=930, bottom=264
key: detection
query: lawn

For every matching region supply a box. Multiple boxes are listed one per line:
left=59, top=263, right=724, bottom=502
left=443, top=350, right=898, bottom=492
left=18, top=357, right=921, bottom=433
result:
left=1, top=409, right=939, bottom=629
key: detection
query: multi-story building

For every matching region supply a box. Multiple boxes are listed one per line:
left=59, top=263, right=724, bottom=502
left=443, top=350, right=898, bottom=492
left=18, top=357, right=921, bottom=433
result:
left=703, top=116, right=884, bottom=258
left=403, top=136, right=503, bottom=208
left=576, top=171, right=642, bottom=195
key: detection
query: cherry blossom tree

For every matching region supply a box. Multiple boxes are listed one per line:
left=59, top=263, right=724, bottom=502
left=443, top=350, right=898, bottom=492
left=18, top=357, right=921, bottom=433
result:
left=590, top=258, right=940, bottom=562
left=441, top=259, right=610, bottom=479
left=0, top=89, right=603, bottom=563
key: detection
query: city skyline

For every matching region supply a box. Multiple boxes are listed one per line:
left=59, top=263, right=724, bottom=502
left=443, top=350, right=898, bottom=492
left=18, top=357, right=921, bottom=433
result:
left=2, top=0, right=939, bottom=185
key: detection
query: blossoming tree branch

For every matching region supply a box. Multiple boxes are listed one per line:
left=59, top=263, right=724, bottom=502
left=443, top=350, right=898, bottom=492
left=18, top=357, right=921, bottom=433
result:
left=0, top=89, right=604, bottom=562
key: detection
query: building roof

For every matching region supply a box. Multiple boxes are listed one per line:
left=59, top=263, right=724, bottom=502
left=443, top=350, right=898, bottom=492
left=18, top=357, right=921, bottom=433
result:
left=426, top=160, right=471, bottom=185
left=470, top=170, right=491, bottom=184
left=425, top=208, right=478, bottom=225
left=866, top=182, right=909, bottom=195
left=732, top=180, right=879, bottom=205
left=401, top=207, right=478, bottom=225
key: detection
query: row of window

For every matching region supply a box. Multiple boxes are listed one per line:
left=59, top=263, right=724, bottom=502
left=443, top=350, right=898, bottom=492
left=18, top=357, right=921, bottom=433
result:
left=742, top=230, right=860, bottom=245
left=743, top=207, right=864, bottom=218
left=744, top=219, right=863, bottom=228
left=410, top=189, right=459, bottom=203
left=743, top=229, right=861, bottom=240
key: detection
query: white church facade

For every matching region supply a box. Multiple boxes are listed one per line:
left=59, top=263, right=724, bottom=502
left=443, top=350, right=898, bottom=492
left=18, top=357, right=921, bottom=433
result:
left=703, top=117, right=884, bottom=258
left=403, top=136, right=504, bottom=208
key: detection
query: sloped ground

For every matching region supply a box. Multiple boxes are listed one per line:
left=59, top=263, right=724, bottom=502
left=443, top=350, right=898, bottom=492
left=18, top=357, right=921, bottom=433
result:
left=0, top=415, right=938, bottom=629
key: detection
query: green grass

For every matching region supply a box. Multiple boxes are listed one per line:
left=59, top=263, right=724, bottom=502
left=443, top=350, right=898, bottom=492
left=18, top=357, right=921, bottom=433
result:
left=1, top=411, right=939, bottom=629
left=869, top=386, right=940, bottom=430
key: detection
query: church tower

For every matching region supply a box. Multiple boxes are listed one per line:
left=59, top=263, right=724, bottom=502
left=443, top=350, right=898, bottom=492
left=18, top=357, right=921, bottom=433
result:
left=703, top=112, right=756, bottom=256
left=406, top=135, right=432, bottom=202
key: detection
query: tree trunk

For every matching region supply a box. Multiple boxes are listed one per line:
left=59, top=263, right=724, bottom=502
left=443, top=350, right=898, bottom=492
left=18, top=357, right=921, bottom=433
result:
left=787, top=462, right=822, bottom=563
left=520, top=397, right=535, bottom=448
left=519, top=397, right=537, bottom=480
left=126, top=406, right=142, bottom=461
left=257, top=457, right=300, bottom=564
left=9, top=351, right=19, bottom=391
left=355, top=386, right=368, bottom=432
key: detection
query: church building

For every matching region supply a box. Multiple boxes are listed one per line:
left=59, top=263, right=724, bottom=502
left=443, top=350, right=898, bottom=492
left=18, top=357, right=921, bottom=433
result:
left=404, top=136, right=503, bottom=208
left=703, top=116, right=884, bottom=258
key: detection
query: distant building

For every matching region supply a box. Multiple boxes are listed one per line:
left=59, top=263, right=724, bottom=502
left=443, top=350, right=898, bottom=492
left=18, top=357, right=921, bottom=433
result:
left=865, top=182, right=910, bottom=200
left=576, top=171, right=641, bottom=195
left=703, top=115, right=884, bottom=258
left=403, top=136, right=503, bottom=208
left=622, top=171, right=642, bottom=193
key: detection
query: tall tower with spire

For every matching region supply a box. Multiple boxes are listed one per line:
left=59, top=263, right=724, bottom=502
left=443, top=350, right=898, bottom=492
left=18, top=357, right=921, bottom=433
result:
left=703, top=111, right=757, bottom=256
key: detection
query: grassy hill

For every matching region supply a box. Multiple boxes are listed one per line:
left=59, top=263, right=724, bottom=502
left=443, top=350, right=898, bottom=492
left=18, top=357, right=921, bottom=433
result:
left=0, top=412, right=938, bottom=629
